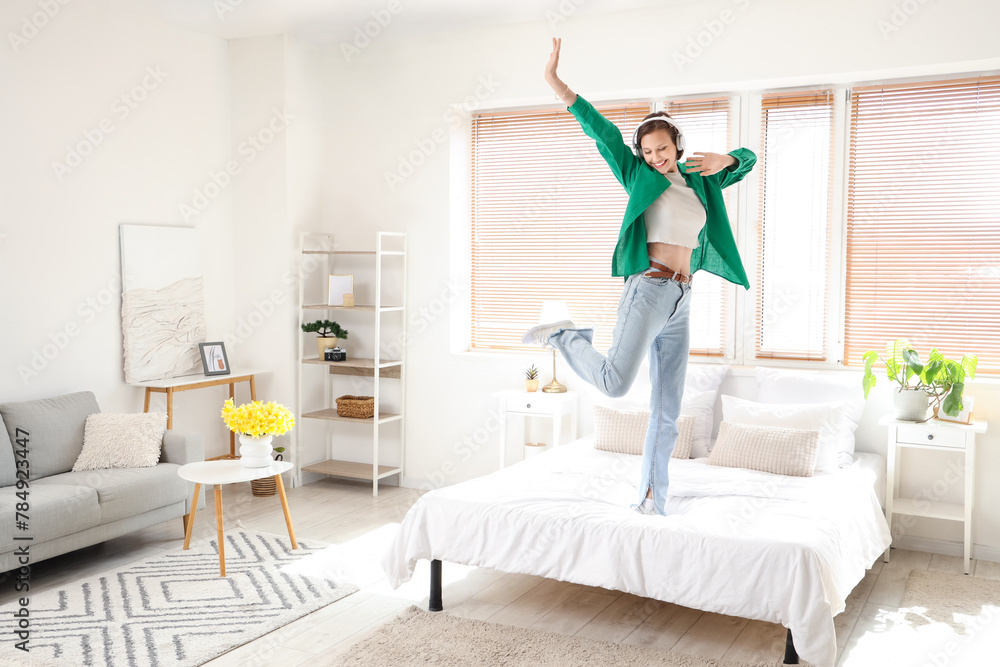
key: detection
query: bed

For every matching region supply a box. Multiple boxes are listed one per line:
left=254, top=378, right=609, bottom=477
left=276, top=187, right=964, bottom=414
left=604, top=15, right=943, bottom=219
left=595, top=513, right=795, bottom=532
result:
left=381, top=434, right=891, bottom=667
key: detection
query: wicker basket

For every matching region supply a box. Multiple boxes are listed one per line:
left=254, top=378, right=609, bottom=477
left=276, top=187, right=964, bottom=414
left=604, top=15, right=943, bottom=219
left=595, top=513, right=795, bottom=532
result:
left=250, top=477, right=276, bottom=497
left=336, top=395, right=375, bottom=419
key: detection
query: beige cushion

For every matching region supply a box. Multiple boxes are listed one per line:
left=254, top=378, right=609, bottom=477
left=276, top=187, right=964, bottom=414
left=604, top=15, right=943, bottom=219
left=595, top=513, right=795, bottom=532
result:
left=73, top=413, right=168, bottom=471
left=707, top=421, right=820, bottom=477
left=592, top=404, right=695, bottom=458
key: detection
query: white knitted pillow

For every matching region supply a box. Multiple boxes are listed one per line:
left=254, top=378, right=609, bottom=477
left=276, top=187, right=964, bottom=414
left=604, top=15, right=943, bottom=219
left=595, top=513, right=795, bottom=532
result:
left=707, top=421, right=820, bottom=477
left=73, top=413, right=168, bottom=471
left=592, top=404, right=695, bottom=458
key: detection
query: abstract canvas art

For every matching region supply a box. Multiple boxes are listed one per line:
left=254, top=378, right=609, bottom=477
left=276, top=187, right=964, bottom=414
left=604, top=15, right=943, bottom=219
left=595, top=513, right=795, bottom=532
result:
left=120, top=224, right=207, bottom=383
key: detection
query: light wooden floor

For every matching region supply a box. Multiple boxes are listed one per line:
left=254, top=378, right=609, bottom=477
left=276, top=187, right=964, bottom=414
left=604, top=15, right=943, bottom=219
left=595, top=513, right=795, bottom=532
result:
left=3, top=479, right=999, bottom=667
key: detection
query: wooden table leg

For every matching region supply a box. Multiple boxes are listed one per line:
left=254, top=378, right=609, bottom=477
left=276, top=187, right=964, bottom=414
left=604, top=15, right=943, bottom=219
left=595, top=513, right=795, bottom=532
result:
left=143, top=388, right=151, bottom=413
left=183, top=483, right=201, bottom=550
left=274, top=474, right=298, bottom=549
left=166, top=388, right=174, bottom=430
left=215, top=484, right=226, bottom=576
left=249, top=375, right=257, bottom=401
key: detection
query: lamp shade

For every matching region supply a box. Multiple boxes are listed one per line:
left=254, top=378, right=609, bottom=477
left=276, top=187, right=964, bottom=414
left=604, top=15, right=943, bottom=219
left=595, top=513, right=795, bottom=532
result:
left=538, top=300, right=571, bottom=325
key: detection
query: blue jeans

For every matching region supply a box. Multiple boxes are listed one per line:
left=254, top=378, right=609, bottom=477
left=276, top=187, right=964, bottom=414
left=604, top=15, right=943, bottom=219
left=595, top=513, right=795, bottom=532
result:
left=548, top=258, right=692, bottom=515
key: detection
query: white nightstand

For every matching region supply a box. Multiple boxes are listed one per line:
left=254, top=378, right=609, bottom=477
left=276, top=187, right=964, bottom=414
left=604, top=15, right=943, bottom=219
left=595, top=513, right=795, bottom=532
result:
left=880, top=413, right=987, bottom=574
left=494, top=390, right=579, bottom=469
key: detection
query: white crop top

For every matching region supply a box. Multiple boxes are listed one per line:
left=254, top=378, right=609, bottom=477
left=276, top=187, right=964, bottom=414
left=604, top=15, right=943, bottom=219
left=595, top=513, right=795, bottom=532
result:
left=643, top=169, right=706, bottom=249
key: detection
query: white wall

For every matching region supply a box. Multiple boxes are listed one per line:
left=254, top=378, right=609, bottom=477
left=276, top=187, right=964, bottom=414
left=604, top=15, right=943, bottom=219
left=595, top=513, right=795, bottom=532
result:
left=0, top=0, right=233, bottom=443
left=318, top=0, right=1000, bottom=557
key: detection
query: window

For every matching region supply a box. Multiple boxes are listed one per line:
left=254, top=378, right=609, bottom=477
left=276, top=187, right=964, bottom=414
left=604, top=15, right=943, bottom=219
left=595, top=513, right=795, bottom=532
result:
left=756, top=91, right=835, bottom=361
left=665, top=98, right=732, bottom=356
left=844, top=75, right=1000, bottom=372
left=470, top=103, right=650, bottom=351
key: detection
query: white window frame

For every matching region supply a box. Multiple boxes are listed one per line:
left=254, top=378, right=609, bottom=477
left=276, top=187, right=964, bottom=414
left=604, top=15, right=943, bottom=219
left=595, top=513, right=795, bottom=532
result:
left=451, top=60, right=1000, bottom=371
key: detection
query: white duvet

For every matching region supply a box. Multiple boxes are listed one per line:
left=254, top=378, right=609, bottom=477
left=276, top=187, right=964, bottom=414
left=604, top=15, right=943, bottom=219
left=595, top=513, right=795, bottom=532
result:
left=381, top=438, right=891, bottom=667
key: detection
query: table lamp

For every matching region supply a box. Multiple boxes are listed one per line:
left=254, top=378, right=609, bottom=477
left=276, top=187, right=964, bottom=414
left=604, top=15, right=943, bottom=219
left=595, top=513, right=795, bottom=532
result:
left=537, top=300, right=570, bottom=393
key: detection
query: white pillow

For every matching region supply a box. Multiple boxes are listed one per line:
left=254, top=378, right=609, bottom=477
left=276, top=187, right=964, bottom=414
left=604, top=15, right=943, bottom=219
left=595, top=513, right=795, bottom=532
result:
left=592, top=405, right=695, bottom=458
left=685, top=364, right=729, bottom=396
left=720, top=395, right=845, bottom=473
left=755, top=368, right=865, bottom=467
left=73, top=413, right=167, bottom=471
left=709, top=421, right=820, bottom=477
left=679, top=388, right=715, bottom=458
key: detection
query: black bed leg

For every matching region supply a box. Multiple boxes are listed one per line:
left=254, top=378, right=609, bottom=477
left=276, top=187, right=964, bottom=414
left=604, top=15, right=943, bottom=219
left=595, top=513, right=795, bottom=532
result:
left=428, top=559, right=443, bottom=612
left=784, top=628, right=799, bottom=664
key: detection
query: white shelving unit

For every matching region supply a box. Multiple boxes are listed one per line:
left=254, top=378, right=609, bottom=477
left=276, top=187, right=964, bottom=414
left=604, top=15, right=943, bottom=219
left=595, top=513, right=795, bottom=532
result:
left=295, top=232, right=406, bottom=496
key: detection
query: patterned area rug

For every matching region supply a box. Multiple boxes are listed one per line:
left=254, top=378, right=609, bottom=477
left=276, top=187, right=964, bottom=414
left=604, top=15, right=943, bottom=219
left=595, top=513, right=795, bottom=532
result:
left=0, top=530, right=359, bottom=667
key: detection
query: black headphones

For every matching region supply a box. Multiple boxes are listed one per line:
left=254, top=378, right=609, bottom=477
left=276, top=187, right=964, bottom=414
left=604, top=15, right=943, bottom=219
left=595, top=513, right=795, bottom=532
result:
left=631, top=114, right=686, bottom=159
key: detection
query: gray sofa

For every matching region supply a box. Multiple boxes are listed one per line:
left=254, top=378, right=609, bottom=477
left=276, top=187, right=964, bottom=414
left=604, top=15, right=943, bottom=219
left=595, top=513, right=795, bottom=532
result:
left=0, top=391, right=205, bottom=572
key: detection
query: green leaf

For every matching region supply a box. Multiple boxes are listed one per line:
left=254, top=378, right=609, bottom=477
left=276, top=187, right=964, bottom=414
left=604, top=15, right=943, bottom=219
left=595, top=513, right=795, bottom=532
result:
left=962, top=355, right=977, bottom=381
left=902, top=348, right=923, bottom=378
left=942, top=383, right=964, bottom=416
left=886, top=357, right=901, bottom=384
left=922, top=359, right=943, bottom=384
left=862, top=372, right=877, bottom=399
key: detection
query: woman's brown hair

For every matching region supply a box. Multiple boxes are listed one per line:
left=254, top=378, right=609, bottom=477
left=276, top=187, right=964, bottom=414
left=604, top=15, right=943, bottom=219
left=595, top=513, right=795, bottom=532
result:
left=634, top=112, right=683, bottom=160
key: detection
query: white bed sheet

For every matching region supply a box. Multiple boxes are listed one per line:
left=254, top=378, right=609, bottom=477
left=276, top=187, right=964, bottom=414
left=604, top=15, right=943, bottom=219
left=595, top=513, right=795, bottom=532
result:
left=382, top=436, right=890, bottom=667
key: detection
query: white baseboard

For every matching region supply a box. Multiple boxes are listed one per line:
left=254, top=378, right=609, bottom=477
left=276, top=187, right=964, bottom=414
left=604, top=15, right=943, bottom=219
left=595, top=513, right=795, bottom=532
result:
left=891, top=534, right=1000, bottom=564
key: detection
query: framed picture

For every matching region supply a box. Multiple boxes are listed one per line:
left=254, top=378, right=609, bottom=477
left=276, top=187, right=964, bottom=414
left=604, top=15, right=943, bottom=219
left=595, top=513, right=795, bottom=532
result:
left=198, top=342, right=230, bottom=376
left=328, top=274, right=354, bottom=306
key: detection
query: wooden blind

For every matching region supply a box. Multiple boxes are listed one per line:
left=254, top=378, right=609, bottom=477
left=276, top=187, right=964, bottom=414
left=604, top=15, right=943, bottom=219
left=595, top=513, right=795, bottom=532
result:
left=470, top=103, right=651, bottom=351
left=756, top=91, right=834, bottom=360
left=665, top=97, right=731, bottom=356
left=844, top=75, right=1000, bottom=372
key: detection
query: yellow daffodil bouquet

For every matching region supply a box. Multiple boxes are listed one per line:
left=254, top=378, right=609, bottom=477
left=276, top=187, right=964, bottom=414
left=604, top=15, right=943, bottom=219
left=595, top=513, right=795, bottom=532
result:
left=221, top=398, right=295, bottom=437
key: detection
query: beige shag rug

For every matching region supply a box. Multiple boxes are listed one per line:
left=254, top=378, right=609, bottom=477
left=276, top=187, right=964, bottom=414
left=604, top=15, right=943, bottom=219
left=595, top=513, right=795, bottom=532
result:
left=338, top=606, right=785, bottom=667
left=900, top=569, right=1000, bottom=634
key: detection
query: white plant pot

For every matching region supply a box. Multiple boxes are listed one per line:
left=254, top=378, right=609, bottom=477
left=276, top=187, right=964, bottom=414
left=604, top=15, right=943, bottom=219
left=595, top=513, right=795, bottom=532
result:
left=893, top=387, right=929, bottom=422
left=239, top=434, right=274, bottom=468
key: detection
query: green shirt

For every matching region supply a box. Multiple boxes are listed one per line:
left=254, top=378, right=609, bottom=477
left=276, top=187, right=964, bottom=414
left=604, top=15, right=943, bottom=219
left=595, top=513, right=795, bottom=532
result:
left=568, top=95, right=755, bottom=288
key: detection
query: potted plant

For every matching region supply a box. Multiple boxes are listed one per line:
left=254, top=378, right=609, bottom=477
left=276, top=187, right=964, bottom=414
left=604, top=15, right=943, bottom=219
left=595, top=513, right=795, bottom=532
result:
left=524, top=364, right=540, bottom=392
left=221, top=398, right=295, bottom=468
left=862, top=339, right=977, bottom=422
left=301, top=319, right=348, bottom=359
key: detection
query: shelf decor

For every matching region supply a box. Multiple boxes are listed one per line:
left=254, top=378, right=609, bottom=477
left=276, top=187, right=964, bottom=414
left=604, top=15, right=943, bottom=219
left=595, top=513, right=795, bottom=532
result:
left=221, top=398, right=295, bottom=468
left=301, top=319, right=349, bottom=359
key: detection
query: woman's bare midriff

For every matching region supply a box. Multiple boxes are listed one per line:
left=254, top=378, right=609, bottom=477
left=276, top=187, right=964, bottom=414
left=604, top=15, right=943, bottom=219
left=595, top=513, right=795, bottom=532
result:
left=647, top=242, right=693, bottom=277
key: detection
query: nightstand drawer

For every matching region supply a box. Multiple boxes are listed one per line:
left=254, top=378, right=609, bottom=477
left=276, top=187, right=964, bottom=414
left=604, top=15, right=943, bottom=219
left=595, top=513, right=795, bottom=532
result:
left=896, top=424, right=966, bottom=449
left=506, top=396, right=552, bottom=413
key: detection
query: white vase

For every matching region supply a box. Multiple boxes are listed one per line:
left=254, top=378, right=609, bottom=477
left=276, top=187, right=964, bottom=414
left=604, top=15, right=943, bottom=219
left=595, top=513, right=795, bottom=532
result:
left=239, top=434, right=274, bottom=468
left=893, top=387, right=929, bottom=421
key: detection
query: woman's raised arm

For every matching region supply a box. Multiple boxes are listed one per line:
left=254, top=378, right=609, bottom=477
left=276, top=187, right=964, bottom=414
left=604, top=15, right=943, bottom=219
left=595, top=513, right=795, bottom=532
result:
left=545, top=38, right=578, bottom=107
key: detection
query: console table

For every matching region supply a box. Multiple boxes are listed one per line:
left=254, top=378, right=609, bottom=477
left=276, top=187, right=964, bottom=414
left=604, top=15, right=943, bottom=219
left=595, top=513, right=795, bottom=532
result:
left=131, top=369, right=266, bottom=460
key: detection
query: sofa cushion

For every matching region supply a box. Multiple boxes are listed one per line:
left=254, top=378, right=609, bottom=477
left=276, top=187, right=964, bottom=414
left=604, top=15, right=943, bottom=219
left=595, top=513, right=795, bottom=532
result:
left=34, top=464, right=187, bottom=524
left=0, top=392, right=101, bottom=480
left=0, top=485, right=102, bottom=554
left=0, top=415, right=16, bottom=488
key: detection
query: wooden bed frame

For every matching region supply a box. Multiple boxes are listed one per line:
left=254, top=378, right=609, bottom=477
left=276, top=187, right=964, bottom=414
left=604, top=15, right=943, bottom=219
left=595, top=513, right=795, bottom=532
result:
left=425, top=558, right=801, bottom=664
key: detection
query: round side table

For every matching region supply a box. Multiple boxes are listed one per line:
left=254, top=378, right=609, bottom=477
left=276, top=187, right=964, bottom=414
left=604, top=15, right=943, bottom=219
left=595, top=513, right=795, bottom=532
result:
left=177, top=460, right=297, bottom=576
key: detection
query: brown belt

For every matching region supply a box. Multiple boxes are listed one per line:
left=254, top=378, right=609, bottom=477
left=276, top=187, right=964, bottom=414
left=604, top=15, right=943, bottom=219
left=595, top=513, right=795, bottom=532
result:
left=644, top=259, right=693, bottom=284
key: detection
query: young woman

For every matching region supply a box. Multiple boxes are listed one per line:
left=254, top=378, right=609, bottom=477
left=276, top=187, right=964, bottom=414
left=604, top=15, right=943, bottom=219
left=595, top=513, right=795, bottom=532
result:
left=524, top=38, right=756, bottom=516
